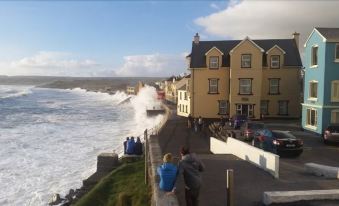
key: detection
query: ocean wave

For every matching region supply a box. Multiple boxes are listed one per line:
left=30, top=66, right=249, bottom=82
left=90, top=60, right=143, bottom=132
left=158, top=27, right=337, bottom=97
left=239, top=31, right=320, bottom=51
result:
left=0, top=86, right=33, bottom=99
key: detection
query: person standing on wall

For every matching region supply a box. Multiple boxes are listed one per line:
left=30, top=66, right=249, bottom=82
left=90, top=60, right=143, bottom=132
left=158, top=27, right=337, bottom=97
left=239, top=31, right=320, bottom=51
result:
left=187, top=114, right=193, bottom=129
left=198, top=116, right=203, bottom=132
left=176, top=146, right=205, bottom=206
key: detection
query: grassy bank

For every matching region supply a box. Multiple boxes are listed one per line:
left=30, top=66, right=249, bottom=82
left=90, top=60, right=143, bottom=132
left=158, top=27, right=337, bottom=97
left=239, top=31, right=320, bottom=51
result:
left=75, top=160, right=150, bottom=206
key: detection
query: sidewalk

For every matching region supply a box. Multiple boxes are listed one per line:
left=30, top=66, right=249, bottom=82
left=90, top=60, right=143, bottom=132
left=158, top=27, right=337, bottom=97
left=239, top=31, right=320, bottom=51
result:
left=157, top=107, right=339, bottom=206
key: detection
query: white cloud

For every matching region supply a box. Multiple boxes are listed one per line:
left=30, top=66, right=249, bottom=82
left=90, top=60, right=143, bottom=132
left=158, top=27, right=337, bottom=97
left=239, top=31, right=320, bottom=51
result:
left=195, top=0, right=339, bottom=45
left=0, top=51, right=108, bottom=77
left=116, top=53, right=187, bottom=77
left=210, top=3, right=220, bottom=10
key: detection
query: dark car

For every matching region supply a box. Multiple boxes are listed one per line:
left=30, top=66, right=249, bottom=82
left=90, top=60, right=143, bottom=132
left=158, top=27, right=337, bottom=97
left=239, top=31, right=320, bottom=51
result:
left=240, top=122, right=265, bottom=141
left=253, top=129, right=303, bottom=156
left=229, top=114, right=247, bottom=129
left=323, top=124, right=339, bottom=144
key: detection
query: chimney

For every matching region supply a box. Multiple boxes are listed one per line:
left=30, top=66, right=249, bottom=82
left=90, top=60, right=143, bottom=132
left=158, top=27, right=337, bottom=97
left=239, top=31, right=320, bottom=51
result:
left=194, top=33, right=200, bottom=44
left=293, top=32, right=300, bottom=49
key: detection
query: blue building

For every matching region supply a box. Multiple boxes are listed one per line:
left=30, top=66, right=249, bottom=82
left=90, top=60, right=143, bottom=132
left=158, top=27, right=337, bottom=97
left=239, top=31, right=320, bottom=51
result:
left=302, top=28, right=339, bottom=135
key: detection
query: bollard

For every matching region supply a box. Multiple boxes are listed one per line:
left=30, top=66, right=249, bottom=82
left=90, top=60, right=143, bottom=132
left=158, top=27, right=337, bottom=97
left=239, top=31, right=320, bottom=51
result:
left=226, top=169, right=234, bottom=206
left=144, top=129, right=148, bottom=185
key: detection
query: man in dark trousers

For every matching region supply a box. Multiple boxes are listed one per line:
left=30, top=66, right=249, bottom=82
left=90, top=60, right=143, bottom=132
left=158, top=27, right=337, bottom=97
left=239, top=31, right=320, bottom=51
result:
left=123, top=137, right=129, bottom=154
left=177, top=146, right=205, bottom=206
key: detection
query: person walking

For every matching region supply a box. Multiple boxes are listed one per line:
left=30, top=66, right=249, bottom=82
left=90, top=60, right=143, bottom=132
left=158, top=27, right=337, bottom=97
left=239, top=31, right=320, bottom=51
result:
left=123, top=137, right=129, bottom=154
left=157, top=153, right=178, bottom=192
left=198, top=116, right=203, bottom=132
left=126, top=136, right=136, bottom=155
left=187, top=114, right=193, bottom=129
left=193, top=118, right=198, bottom=133
left=134, top=137, right=143, bottom=155
left=176, top=146, right=204, bottom=206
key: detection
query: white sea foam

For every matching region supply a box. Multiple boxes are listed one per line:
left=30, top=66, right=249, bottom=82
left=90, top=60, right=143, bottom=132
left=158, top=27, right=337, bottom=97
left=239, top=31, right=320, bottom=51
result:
left=0, top=85, right=163, bottom=206
left=0, top=85, right=33, bottom=99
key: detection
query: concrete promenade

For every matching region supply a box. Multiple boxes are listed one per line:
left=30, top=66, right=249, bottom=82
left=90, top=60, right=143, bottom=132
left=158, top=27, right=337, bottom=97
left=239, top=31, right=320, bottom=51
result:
left=157, top=106, right=339, bottom=206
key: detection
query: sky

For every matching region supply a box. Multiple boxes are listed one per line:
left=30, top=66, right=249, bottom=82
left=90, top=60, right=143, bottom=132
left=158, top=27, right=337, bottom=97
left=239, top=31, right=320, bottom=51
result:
left=0, top=0, right=339, bottom=77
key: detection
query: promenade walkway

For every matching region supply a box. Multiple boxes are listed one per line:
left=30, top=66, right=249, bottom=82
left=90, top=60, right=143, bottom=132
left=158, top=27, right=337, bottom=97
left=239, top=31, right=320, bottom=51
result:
left=157, top=106, right=339, bottom=206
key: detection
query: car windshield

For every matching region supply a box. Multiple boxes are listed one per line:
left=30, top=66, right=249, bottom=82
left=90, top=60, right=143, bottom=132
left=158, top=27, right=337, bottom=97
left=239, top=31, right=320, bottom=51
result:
left=248, top=123, right=264, bottom=130
left=272, top=131, right=296, bottom=139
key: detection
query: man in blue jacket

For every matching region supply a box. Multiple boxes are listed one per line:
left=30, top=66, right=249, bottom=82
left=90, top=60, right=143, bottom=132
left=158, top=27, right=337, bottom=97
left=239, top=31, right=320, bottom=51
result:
left=126, top=136, right=135, bottom=155
left=157, top=153, right=177, bottom=192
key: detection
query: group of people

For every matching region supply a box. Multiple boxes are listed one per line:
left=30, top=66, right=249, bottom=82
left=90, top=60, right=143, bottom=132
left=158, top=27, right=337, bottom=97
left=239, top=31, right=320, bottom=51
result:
left=123, top=136, right=143, bottom=155
left=187, top=114, right=204, bottom=132
left=157, top=146, right=204, bottom=206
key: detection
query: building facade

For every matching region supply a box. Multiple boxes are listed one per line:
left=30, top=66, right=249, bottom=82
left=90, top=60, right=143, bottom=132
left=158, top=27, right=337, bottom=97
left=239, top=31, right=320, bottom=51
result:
left=176, top=75, right=191, bottom=117
left=302, top=28, right=339, bottom=134
left=188, top=33, right=302, bottom=119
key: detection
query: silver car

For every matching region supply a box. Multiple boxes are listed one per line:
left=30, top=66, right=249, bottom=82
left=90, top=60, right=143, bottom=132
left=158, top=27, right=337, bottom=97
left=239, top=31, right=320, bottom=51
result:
left=323, top=124, right=339, bottom=144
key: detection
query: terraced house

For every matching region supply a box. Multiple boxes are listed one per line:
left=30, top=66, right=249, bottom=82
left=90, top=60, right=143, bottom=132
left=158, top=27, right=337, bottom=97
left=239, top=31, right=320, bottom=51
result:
left=187, top=33, right=303, bottom=119
left=302, top=28, right=339, bottom=134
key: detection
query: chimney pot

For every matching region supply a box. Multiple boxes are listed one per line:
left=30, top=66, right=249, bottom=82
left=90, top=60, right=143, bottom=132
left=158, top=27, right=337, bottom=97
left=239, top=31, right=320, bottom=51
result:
left=293, top=32, right=300, bottom=49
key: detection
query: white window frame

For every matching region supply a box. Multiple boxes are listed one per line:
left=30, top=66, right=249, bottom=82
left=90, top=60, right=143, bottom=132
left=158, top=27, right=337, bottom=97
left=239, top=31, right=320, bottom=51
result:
left=270, top=55, right=280, bottom=68
left=308, top=81, right=318, bottom=100
left=331, top=110, right=339, bottom=124
left=241, top=54, right=251, bottom=68
left=306, top=108, right=318, bottom=128
left=218, top=100, right=227, bottom=115
left=331, top=80, right=339, bottom=102
left=269, top=79, right=280, bottom=95
left=311, top=45, right=318, bottom=68
left=239, top=79, right=252, bottom=95
left=184, top=92, right=187, bottom=100
left=335, top=44, right=339, bottom=62
left=209, top=56, right=219, bottom=69
left=209, top=79, right=218, bottom=94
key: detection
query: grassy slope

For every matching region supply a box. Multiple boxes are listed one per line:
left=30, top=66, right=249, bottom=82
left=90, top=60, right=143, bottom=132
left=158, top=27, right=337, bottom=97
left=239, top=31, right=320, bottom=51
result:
left=75, top=160, right=150, bottom=206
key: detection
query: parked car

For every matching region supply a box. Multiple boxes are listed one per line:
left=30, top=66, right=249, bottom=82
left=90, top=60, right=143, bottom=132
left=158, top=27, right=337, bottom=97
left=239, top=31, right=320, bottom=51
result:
left=253, top=129, right=303, bottom=156
left=229, top=114, right=247, bottom=129
left=323, top=124, right=339, bottom=144
left=240, top=122, right=265, bottom=141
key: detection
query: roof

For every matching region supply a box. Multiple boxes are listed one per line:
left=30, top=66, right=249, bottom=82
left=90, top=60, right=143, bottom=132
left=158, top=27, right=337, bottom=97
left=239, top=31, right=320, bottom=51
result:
left=189, top=38, right=302, bottom=68
left=315, top=28, right=339, bottom=42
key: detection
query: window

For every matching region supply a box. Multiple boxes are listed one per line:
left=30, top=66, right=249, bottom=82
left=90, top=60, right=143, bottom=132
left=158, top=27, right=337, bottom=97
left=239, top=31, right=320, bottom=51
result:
left=270, top=55, right=280, bottom=68
left=184, top=92, right=187, bottom=100
left=278, top=100, right=288, bottom=115
left=309, top=81, right=318, bottom=99
left=336, top=44, right=339, bottom=61
left=311, top=46, right=318, bottom=66
left=260, top=100, right=269, bottom=115
left=241, top=54, right=251, bottom=68
left=209, top=56, right=219, bottom=69
left=331, top=110, right=339, bottom=124
left=218, top=100, right=227, bottom=115
left=239, top=79, right=252, bottom=95
left=179, top=92, right=182, bottom=100
left=269, top=79, right=280, bottom=95
left=185, top=105, right=188, bottom=113
left=306, top=108, right=317, bottom=127
left=332, top=81, right=339, bottom=102
left=208, top=78, right=219, bottom=94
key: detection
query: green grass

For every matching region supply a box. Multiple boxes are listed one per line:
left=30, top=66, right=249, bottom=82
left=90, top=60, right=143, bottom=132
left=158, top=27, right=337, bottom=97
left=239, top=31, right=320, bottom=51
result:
left=75, top=160, right=150, bottom=206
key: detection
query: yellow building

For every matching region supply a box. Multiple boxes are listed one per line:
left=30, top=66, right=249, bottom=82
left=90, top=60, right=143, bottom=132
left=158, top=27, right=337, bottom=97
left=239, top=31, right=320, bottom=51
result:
left=187, top=33, right=302, bottom=119
left=164, top=76, right=182, bottom=104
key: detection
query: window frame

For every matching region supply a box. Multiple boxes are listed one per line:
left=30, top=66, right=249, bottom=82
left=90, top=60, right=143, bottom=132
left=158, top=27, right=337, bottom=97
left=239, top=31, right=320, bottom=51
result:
left=209, top=56, right=219, bottom=69
left=260, top=100, right=269, bottom=115
left=309, top=81, right=318, bottom=100
left=270, top=55, right=280, bottom=69
left=218, top=100, right=227, bottom=115
left=311, top=45, right=318, bottom=67
left=241, top=54, right=252, bottom=68
left=331, top=80, right=339, bottom=102
left=208, top=78, right=219, bottom=94
left=331, top=110, right=339, bottom=124
left=269, top=78, right=280, bottom=95
left=278, top=100, right=289, bottom=115
left=238, top=78, right=253, bottom=95
left=306, top=108, right=318, bottom=128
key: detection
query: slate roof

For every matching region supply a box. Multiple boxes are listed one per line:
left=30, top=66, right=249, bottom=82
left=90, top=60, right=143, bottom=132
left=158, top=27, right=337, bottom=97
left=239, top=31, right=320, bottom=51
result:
left=189, top=39, right=302, bottom=68
left=316, top=28, right=339, bottom=42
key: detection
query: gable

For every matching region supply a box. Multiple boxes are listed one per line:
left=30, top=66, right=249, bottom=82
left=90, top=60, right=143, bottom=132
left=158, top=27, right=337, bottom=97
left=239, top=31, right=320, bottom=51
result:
left=230, top=37, right=264, bottom=54
left=304, top=28, right=327, bottom=48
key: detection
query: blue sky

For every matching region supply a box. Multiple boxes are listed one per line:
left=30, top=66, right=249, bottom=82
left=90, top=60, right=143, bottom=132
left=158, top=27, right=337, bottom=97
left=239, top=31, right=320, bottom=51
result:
left=0, top=1, right=338, bottom=77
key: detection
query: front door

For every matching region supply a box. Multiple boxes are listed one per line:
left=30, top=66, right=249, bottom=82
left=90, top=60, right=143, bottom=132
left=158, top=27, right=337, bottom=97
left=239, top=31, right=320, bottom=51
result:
left=236, top=104, right=254, bottom=117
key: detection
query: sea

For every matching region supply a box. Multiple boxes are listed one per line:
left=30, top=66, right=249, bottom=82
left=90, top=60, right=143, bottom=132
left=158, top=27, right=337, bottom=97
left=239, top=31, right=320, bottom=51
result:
left=0, top=84, right=163, bottom=206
